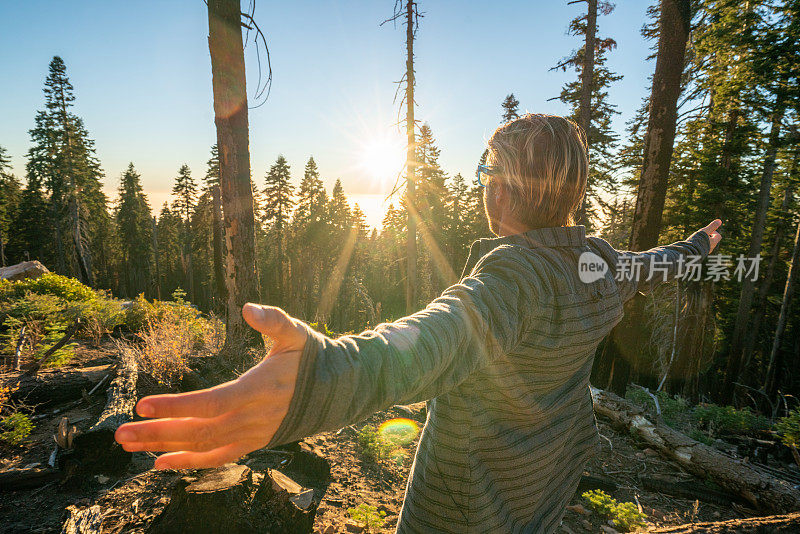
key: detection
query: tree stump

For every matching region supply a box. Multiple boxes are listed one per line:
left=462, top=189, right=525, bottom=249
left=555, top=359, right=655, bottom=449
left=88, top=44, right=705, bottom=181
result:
left=147, top=464, right=317, bottom=534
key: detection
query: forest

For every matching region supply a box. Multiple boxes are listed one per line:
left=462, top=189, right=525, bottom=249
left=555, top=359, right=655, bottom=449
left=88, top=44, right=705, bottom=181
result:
left=1, top=0, right=800, bottom=532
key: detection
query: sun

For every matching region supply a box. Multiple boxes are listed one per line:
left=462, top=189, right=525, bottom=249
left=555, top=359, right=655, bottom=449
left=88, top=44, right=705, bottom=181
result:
left=357, top=133, right=406, bottom=186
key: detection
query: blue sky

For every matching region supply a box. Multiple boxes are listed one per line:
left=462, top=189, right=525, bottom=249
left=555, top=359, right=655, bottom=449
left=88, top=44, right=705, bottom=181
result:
left=0, top=1, right=653, bottom=227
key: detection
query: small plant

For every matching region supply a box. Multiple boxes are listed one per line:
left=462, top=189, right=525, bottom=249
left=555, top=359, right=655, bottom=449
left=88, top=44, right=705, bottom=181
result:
left=0, top=413, right=34, bottom=445
left=347, top=503, right=386, bottom=533
left=582, top=490, right=647, bottom=532
left=776, top=408, right=800, bottom=450
left=126, top=291, right=224, bottom=386
left=357, top=425, right=394, bottom=462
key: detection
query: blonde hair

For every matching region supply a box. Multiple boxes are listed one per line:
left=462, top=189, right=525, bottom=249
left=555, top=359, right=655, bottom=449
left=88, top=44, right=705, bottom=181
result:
left=486, top=113, right=587, bottom=228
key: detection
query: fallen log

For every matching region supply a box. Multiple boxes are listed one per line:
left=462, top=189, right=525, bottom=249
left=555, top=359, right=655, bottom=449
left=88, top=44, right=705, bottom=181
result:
left=0, top=467, right=63, bottom=491
left=639, top=475, right=744, bottom=508
left=71, top=348, right=137, bottom=474
left=650, top=512, right=800, bottom=533
left=147, top=464, right=316, bottom=534
left=591, top=386, right=800, bottom=514
left=13, top=325, right=26, bottom=371
left=61, top=504, right=104, bottom=534
left=2, top=365, right=111, bottom=407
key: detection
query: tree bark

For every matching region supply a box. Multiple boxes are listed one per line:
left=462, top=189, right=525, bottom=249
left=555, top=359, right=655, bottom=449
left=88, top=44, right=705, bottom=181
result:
left=207, top=0, right=264, bottom=359
left=61, top=505, right=104, bottom=534
left=211, top=184, right=227, bottom=314
left=741, top=160, right=797, bottom=384
left=593, top=0, right=691, bottom=393
left=724, top=102, right=786, bottom=403
left=577, top=0, right=596, bottom=226
left=72, top=348, right=138, bottom=474
left=151, top=216, right=162, bottom=299
left=629, top=0, right=691, bottom=251
left=764, top=218, right=800, bottom=395
left=592, top=386, right=800, bottom=514
left=405, top=0, right=418, bottom=314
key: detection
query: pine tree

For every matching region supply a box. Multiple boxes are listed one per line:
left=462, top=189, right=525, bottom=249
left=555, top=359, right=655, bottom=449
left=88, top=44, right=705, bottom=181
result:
left=501, top=94, right=520, bottom=122
left=116, top=163, right=153, bottom=296
left=551, top=1, right=622, bottom=228
left=0, top=146, right=21, bottom=267
left=262, top=155, right=294, bottom=304
left=172, top=164, right=197, bottom=302
left=26, top=56, right=110, bottom=284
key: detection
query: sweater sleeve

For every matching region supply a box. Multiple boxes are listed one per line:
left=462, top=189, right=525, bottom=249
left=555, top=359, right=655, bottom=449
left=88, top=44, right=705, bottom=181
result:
left=609, top=229, right=712, bottom=303
left=266, top=245, right=536, bottom=447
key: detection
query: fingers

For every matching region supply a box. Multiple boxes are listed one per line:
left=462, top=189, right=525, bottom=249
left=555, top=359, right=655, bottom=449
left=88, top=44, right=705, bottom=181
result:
left=153, top=440, right=262, bottom=470
left=116, top=413, right=249, bottom=448
left=134, top=380, right=243, bottom=419
left=242, top=303, right=308, bottom=350
left=701, top=219, right=723, bottom=253
left=702, top=219, right=722, bottom=234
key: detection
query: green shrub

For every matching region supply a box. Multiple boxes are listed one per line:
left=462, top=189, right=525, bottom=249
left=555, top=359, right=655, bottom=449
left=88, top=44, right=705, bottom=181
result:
left=0, top=291, right=67, bottom=325
left=68, top=294, right=125, bottom=345
left=582, top=490, right=647, bottom=532
left=693, top=403, right=770, bottom=437
left=0, top=413, right=34, bottom=445
left=0, top=273, right=95, bottom=302
left=776, top=408, right=800, bottom=449
left=357, top=425, right=394, bottom=462
left=347, top=503, right=386, bottom=533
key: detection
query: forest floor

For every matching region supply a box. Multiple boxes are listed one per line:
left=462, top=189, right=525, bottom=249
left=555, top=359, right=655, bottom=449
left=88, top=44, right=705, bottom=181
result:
left=1, top=345, right=799, bottom=533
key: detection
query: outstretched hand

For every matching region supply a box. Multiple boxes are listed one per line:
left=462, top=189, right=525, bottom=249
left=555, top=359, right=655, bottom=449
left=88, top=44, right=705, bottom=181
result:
left=114, top=304, right=308, bottom=469
left=701, top=219, right=723, bottom=253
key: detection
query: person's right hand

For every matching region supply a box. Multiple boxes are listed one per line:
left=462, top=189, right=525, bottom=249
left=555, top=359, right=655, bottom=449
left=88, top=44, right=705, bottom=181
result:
left=114, top=303, right=309, bottom=470
left=701, top=219, right=723, bottom=253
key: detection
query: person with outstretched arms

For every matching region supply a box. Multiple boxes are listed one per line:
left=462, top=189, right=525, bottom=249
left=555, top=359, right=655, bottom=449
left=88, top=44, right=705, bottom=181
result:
left=116, top=114, right=722, bottom=533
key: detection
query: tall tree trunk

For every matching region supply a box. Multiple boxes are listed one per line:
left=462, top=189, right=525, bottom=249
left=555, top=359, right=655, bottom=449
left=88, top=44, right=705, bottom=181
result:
left=764, top=219, right=800, bottom=396
left=211, top=184, right=227, bottom=314
left=629, top=0, right=691, bottom=251
left=151, top=216, right=162, bottom=299
left=741, top=152, right=798, bottom=378
left=723, top=100, right=786, bottom=403
left=208, top=0, right=264, bottom=359
left=577, top=0, right=596, bottom=226
left=592, top=0, right=691, bottom=394
left=404, top=0, right=418, bottom=314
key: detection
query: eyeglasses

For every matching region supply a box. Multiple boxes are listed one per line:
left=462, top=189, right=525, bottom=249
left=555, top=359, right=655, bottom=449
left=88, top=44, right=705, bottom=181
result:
left=476, top=164, right=503, bottom=187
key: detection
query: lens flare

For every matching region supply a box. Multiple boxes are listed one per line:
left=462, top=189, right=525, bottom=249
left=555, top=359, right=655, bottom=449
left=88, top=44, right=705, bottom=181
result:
left=378, top=418, right=420, bottom=447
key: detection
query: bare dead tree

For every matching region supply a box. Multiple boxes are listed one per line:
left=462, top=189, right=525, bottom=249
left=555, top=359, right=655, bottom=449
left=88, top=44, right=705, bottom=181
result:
left=383, top=1, right=422, bottom=314
left=207, top=0, right=264, bottom=360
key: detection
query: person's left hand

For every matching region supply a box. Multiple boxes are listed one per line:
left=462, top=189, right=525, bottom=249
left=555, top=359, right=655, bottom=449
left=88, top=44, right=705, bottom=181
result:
left=114, top=303, right=308, bottom=469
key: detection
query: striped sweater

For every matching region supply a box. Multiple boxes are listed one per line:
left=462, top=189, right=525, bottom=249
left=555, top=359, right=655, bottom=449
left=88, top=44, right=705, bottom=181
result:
left=267, top=225, right=712, bottom=533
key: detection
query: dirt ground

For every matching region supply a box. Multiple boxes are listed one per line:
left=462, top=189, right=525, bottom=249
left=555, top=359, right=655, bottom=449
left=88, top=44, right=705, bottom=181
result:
left=2, top=346, right=799, bottom=533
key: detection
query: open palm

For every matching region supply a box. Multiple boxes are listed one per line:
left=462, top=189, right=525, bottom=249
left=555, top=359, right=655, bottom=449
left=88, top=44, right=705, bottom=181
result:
left=115, top=303, right=308, bottom=470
